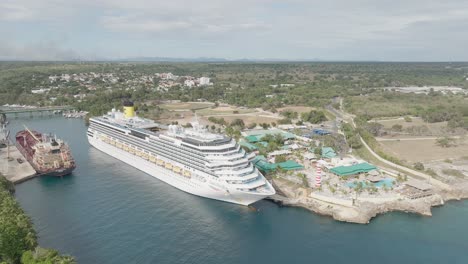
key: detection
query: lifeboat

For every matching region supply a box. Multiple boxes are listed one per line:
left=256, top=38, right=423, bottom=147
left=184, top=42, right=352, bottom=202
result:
left=142, top=153, right=149, bottom=160
left=129, top=148, right=135, bottom=154
left=116, top=143, right=122, bottom=148
left=165, top=163, right=173, bottom=169
left=136, top=151, right=142, bottom=157
left=123, top=146, right=129, bottom=151
left=149, top=156, right=156, bottom=162
left=173, top=166, right=181, bottom=174
left=183, top=170, right=192, bottom=178
left=157, top=160, right=164, bottom=166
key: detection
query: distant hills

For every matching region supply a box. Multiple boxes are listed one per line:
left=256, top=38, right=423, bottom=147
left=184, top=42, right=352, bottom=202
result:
left=113, top=57, right=323, bottom=62
left=116, top=57, right=229, bottom=62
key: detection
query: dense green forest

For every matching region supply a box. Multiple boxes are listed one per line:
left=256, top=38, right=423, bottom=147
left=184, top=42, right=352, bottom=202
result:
left=0, top=176, right=75, bottom=264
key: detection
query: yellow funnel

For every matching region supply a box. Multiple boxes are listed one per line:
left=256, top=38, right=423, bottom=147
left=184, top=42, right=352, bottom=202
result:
left=124, top=106, right=135, bottom=118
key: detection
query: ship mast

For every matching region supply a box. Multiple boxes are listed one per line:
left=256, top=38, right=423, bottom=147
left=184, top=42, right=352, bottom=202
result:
left=23, top=125, right=40, bottom=142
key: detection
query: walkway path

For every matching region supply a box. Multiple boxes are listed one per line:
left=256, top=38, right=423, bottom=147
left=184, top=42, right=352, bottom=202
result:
left=333, top=98, right=451, bottom=190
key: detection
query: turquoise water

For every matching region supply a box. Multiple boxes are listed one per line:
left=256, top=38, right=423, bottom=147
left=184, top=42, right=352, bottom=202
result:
left=374, top=178, right=395, bottom=188
left=8, top=117, right=468, bottom=263
left=346, top=178, right=394, bottom=188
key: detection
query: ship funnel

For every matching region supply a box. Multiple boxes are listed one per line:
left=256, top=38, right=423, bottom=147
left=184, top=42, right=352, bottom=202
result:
left=123, top=100, right=135, bottom=118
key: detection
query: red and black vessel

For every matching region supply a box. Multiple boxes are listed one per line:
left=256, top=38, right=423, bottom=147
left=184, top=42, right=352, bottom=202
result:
left=16, top=127, right=76, bottom=177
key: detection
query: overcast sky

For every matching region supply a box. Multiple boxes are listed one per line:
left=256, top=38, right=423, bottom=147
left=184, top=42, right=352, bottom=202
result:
left=1, top=0, right=468, bottom=61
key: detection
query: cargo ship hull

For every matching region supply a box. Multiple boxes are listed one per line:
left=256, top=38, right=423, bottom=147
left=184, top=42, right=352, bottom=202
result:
left=15, top=129, right=76, bottom=177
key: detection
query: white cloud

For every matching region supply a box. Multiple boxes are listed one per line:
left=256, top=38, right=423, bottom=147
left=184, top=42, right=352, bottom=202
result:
left=101, top=16, right=193, bottom=33
left=0, top=3, right=34, bottom=21
left=1, top=0, right=468, bottom=60
left=101, top=14, right=270, bottom=34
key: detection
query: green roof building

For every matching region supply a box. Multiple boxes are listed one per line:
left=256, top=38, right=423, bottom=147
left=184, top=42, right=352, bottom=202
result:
left=245, top=135, right=262, bottom=143
left=330, top=163, right=377, bottom=176
left=251, top=155, right=267, bottom=163
left=244, top=129, right=296, bottom=142
left=322, top=147, right=337, bottom=159
left=282, top=132, right=296, bottom=140
left=252, top=159, right=277, bottom=173
left=277, top=160, right=304, bottom=170
left=239, top=141, right=259, bottom=151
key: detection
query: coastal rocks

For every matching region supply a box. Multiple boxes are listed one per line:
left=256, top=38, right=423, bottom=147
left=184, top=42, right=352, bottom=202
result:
left=270, top=178, right=454, bottom=224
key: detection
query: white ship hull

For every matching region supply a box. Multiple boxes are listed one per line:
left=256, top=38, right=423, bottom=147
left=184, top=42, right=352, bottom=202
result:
left=88, top=135, right=270, bottom=206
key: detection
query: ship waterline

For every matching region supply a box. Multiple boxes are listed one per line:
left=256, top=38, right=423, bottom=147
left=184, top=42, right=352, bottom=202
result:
left=87, top=106, right=275, bottom=205
left=16, top=128, right=76, bottom=176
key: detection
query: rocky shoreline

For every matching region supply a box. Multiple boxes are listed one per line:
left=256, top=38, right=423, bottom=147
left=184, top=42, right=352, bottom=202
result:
left=269, top=178, right=468, bottom=224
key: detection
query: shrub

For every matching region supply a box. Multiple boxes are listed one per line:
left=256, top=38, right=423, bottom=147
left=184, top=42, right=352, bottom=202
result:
left=413, top=162, right=425, bottom=171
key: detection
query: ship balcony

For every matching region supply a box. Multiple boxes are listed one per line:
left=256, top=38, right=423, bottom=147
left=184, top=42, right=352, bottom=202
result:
left=214, top=165, right=254, bottom=176
left=223, top=173, right=259, bottom=183
left=228, top=179, right=267, bottom=190
left=206, top=159, right=248, bottom=168
left=205, top=150, right=246, bottom=161
left=236, top=181, right=275, bottom=195
left=195, top=141, right=237, bottom=151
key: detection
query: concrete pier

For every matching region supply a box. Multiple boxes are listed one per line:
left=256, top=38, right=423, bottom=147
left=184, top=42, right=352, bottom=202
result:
left=0, top=145, right=37, bottom=183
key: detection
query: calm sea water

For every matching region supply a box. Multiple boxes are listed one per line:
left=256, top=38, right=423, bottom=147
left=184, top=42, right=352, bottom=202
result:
left=8, top=116, right=468, bottom=264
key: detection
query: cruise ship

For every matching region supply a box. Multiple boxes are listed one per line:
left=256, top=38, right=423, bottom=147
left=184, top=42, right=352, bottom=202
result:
left=87, top=102, right=275, bottom=205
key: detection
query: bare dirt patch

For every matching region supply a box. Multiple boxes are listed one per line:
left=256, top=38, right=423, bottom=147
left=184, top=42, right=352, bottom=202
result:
left=376, top=117, right=446, bottom=130
left=159, top=102, right=213, bottom=111
left=380, top=138, right=468, bottom=163
left=207, top=115, right=279, bottom=125
left=196, top=107, right=256, bottom=116
left=277, top=106, right=316, bottom=114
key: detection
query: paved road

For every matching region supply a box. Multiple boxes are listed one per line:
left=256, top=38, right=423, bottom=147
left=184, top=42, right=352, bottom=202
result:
left=330, top=99, right=451, bottom=190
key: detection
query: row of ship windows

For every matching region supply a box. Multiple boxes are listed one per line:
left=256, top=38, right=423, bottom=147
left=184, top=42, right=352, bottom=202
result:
left=182, top=142, right=239, bottom=153
left=91, top=120, right=127, bottom=134
left=90, top=123, right=254, bottom=176
left=101, top=132, right=207, bottom=175
left=105, top=131, right=209, bottom=173
left=148, top=138, right=251, bottom=171
left=95, top=129, right=216, bottom=176
left=227, top=176, right=261, bottom=185
left=155, top=137, right=210, bottom=160
left=91, top=127, right=252, bottom=177
left=95, top=129, right=255, bottom=179
left=101, top=136, right=201, bottom=185
left=92, top=121, right=242, bottom=156
left=148, top=139, right=208, bottom=168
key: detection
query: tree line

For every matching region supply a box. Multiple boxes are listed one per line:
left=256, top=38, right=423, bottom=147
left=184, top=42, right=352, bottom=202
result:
left=0, top=176, right=75, bottom=264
